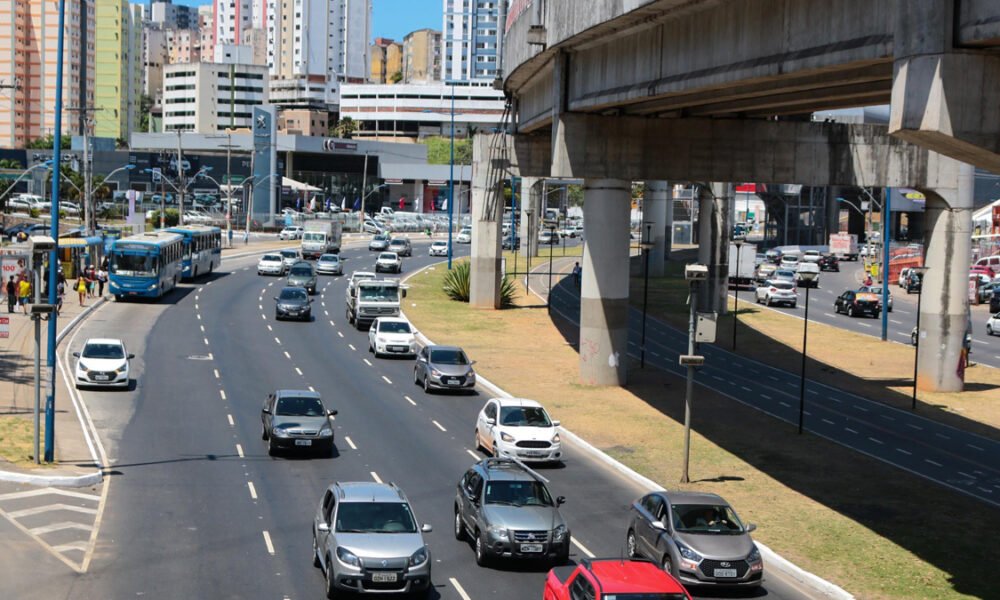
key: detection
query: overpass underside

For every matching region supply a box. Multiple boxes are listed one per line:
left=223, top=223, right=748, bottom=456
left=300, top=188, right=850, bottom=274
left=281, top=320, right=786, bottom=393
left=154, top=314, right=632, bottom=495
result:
left=469, top=0, right=1000, bottom=393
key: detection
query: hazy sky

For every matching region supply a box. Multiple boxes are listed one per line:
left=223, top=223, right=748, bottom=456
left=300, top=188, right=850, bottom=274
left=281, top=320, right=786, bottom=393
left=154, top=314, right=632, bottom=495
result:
left=172, top=0, right=442, bottom=41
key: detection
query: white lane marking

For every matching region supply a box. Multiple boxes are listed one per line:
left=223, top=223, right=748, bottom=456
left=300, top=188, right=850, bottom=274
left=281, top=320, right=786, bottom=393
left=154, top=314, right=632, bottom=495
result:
left=807, top=389, right=818, bottom=395
left=200, top=325, right=205, bottom=333
left=823, top=313, right=838, bottom=319
left=959, top=471, right=975, bottom=480
left=197, top=314, right=201, bottom=320
left=274, top=337, right=281, bottom=345
left=881, top=414, right=895, bottom=422
left=779, top=401, right=790, bottom=408
left=262, top=531, right=275, bottom=555
left=828, top=396, right=842, bottom=403
left=6, top=504, right=97, bottom=518
left=935, top=432, right=950, bottom=440
left=295, top=367, right=303, bottom=376
left=194, top=304, right=199, bottom=310
left=236, top=444, right=244, bottom=458
left=324, top=310, right=329, bottom=316
left=845, top=427, right=858, bottom=434
left=967, top=443, right=984, bottom=451
left=268, top=282, right=273, bottom=287
left=338, top=331, right=344, bottom=338
left=258, top=296, right=262, bottom=302
left=198, top=287, right=204, bottom=293
left=349, top=344, right=356, bottom=351
left=926, top=459, right=942, bottom=467
left=248, top=481, right=258, bottom=500
left=203, top=338, right=210, bottom=346
left=329, top=320, right=335, bottom=327
left=261, top=314, right=266, bottom=320
left=740, top=386, right=752, bottom=392
left=258, top=305, right=262, bottom=310
left=768, top=376, right=779, bottom=381
left=896, top=448, right=912, bottom=456
left=345, top=436, right=357, bottom=450
left=711, top=375, right=723, bottom=381
left=219, top=390, right=227, bottom=401
left=284, top=351, right=291, bottom=359
left=857, top=322, right=872, bottom=328
left=267, top=324, right=272, bottom=331
left=370, top=471, right=383, bottom=484
left=571, top=537, right=595, bottom=558
left=466, top=449, right=480, bottom=461
left=363, top=358, right=372, bottom=366
left=760, top=394, right=772, bottom=400
left=450, top=578, right=473, bottom=600
left=855, top=405, right=869, bottom=412
left=890, top=319, right=903, bottom=324
left=321, top=301, right=326, bottom=307
left=382, top=376, right=393, bottom=384
left=973, top=340, right=989, bottom=346
left=821, top=418, right=835, bottom=425
left=404, top=395, right=416, bottom=406
left=214, top=369, right=220, bottom=379
left=227, top=414, right=234, bottom=426
left=432, top=420, right=447, bottom=432
left=308, top=386, right=316, bottom=392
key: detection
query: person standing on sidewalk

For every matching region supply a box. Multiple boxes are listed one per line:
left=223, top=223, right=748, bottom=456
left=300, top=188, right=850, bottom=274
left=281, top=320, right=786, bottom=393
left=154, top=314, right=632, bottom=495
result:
left=97, top=268, right=107, bottom=297
left=17, top=276, right=31, bottom=314
left=5, top=275, right=16, bottom=313
left=76, top=276, right=87, bottom=306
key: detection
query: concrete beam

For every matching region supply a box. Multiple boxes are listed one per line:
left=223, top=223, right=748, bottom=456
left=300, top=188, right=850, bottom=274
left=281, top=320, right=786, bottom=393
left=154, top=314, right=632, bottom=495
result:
left=469, top=134, right=504, bottom=309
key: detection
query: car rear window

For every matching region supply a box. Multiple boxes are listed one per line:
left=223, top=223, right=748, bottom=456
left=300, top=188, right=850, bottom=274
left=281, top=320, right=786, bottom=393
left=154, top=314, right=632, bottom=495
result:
left=279, top=289, right=307, bottom=300
left=290, top=266, right=312, bottom=276
left=281, top=250, right=297, bottom=258
left=772, top=282, right=794, bottom=290
left=262, top=255, right=281, bottom=261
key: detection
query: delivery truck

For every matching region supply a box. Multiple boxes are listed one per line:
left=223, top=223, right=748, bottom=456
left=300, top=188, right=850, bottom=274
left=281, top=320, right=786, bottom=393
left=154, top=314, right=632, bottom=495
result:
left=829, top=233, right=859, bottom=261
left=301, top=219, right=342, bottom=259
left=728, top=242, right=757, bottom=288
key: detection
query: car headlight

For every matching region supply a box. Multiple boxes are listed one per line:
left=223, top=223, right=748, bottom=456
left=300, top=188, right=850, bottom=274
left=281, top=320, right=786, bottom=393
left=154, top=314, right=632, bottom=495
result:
left=675, top=541, right=702, bottom=562
left=148, top=283, right=158, bottom=291
left=552, top=433, right=561, bottom=444
left=319, top=424, right=333, bottom=437
left=551, top=524, right=567, bottom=543
left=747, top=544, right=761, bottom=564
left=500, top=432, right=514, bottom=443
left=408, top=546, right=428, bottom=567
left=430, top=369, right=442, bottom=378
left=116, top=364, right=128, bottom=374
left=487, top=524, right=509, bottom=541
left=271, top=427, right=290, bottom=438
left=336, top=546, right=360, bottom=567
left=77, top=361, right=89, bottom=372
left=376, top=337, right=387, bottom=345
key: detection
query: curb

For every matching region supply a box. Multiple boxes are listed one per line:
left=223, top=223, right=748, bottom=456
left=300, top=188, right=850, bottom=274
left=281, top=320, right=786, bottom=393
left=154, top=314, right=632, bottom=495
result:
left=0, top=297, right=108, bottom=488
left=400, top=260, right=855, bottom=600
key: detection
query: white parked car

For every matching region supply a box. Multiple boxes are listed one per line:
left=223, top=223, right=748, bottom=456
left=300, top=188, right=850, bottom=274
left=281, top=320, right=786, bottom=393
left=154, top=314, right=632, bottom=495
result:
left=801, top=250, right=821, bottom=263
left=368, top=317, right=418, bottom=357
left=374, top=251, right=402, bottom=274
left=538, top=229, right=558, bottom=245
left=7, top=197, right=32, bottom=213
left=73, top=338, right=133, bottom=389
left=278, top=226, right=303, bottom=240
left=755, top=280, right=797, bottom=308
left=456, top=227, right=472, bottom=244
left=60, top=201, right=81, bottom=215
left=429, top=240, right=449, bottom=257
left=475, top=397, right=562, bottom=463
left=987, top=312, right=1000, bottom=336
left=183, top=211, right=211, bottom=224
left=257, top=253, right=286, bottom=276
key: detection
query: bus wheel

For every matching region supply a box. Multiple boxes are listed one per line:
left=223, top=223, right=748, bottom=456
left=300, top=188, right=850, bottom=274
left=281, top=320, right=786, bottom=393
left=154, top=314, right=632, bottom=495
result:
left=193, top=267, right=198, bottom=278
left=114, top=295, right=122, bottom=302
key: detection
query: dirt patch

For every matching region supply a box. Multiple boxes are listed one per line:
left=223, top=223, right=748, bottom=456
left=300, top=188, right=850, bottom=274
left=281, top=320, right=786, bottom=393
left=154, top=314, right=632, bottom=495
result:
left=405, top=260, right=1000, bottom=600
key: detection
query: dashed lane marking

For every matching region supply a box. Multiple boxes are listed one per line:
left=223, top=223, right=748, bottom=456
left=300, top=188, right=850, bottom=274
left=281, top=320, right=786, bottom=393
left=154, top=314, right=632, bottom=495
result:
left=203, top=338, right=210, bottom=346
left=382, top=376, right=393, bottom=384
left=363, top=358, right=372, bottom=366
left=897, top=448, right=912, bottom=455
left=214, top=369, right=220, bottom=379
left=227, top=414, right=234, bottom=426
left=926, top=459, right=943, bottom=467
left=345, top=437, right=357, bottom=450
left=338, top=332, right=344, bottom=338
left=571, top=537, right=595, bottom=558
left=821, top=418, right=835, bottom=425
left=308, top=386, right=316, bottom=392
left=248, top=482, right=258, bottom=500
left=330, top=320, right=335, bottom=327
left=845, top=427, right=858, bottom=434
left=405, top=395, right=416, bottom=406
left=968, top=443, right=984, bottom=451
left=295, top=367, right=303, bottom=376
left=432, top=420, right=447, bottom=432
left=371, top=472, right=383, bottom=484
left=760, top=394, right=772, bottom=400
left=197, top=314, right=201, bottom=320
left=868, top=437, right=884, bottom=445
left=274, top=337, right=281, bottom=344
left=263, top=531, right=275, bottom=555
left=284, top=351, right=291, bottom=359
left=779, top=401, right=790, bottom=408
left=450, top=578, right=473, bottom=600
left=219, top=390, right=227, bottom=401
left=349, top=344, right=356, bottom=351
left=200, top=325, right=205, bottom=333
left=236, top=444, right=244, bottom=458
left=261, top=315, right=266, bottom=320
left=466, top=449, right=480, bottom=461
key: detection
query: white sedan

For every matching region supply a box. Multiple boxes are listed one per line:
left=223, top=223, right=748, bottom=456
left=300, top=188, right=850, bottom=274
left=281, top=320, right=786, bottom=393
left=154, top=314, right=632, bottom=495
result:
left=368, top=317, right=418, bottom=357
left=429, top=241, right=448, bottom=257
left=74, top=338, right=133, bottom=389
left=988, top=313, right=1000, bottom=336
left=475, top=398, right=562, bottom=463
left=278, top=226, right=303, bottom=240
left=257, top=254, right=286, bottom=276
left=374, top=251, right=402, bottom=274
left=456, top=228, right=472, bottom=243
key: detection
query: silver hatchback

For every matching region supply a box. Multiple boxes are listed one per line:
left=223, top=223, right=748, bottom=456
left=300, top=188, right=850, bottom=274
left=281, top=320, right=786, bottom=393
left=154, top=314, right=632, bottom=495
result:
left=313, top=482, right=433, bottom=597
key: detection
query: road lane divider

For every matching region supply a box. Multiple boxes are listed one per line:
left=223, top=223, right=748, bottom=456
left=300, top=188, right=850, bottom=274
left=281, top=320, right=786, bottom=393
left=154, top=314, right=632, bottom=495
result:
left=571, top=537, right=595, bottom=558
left=432, top=420, right=447, bottom=432
left=248, top=481, right=258, bottom=500
left=214, top=369, right=220, bottom=379
left=465, top=449, right=479, bottom=461
left=262, top=530, right=275, bottom=555
left=227, top=414, right=234, bottom=426
left=404, top=395, right=416, bottom=406
left=370, top=472, right=383, bottom=484
left=382, top=376, right=393, bottom=384
left=345, top=437, right=357, bottom=450
left=295, top=367, right=303, bottom=376
left=449, top=578, right=473, bottom=600
left=236, top=444, right=244, bottom=458
left=363, top=358, right=372, bottom=366
left=220, top=390, right=227, bottom=401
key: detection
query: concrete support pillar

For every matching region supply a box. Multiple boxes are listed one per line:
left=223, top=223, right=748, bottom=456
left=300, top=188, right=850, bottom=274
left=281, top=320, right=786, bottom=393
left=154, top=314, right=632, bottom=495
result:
left=827, top=186, right=844, bottom=236
left=469, top=135, right=503, bottom=308
left=520, top=177, right=540, bottom=258
left=664, top=184, right=673, bottom=261
left=917, top=160, right=974, bottom=393
left=697, top=183, right=730, bottom=314
left=644, top=181, right=669, bottom=276
left=579, top=179, right=631, bottom=386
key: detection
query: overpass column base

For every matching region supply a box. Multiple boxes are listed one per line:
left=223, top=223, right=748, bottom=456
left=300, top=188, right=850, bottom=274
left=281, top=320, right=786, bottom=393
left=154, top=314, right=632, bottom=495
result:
left=469, top=135, right=503, bottom=309
left=644, top=181, right=668, bottom=277
left=579, top=179, right=631, bottom=386
left=917, top=161, right=974, bottom=393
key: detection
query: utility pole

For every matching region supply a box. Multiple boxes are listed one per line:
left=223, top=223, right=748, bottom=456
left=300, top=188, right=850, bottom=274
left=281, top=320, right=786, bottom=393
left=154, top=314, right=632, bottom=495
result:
left=176, top=130, right=185, bottom=225
left=360, top=152, right=369, bottom=230
left=66, top=106, right=102, bottom=235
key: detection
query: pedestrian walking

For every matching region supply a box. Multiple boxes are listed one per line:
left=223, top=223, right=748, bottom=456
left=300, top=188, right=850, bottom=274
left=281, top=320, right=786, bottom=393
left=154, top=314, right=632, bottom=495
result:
left=76, top=277, right=87, bottom=306
left=85, top=265, right=96, bottom=298
left=572, top=262, right=582, bottom=289
left=5, top=275, right=15, bottom=313
left=56, top=279, right=65, bottom=315
left=17, top=276, right=31, bottom=314
left=97, top=269, right=107, bottom=297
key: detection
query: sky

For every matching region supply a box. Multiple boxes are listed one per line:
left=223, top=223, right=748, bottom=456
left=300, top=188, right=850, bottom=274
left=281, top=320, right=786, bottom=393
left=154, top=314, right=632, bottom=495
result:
left=172, top=0, right=443, bottom=42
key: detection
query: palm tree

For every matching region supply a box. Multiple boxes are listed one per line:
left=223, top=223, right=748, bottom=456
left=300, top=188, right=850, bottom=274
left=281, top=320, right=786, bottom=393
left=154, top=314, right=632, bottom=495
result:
left=332, top=117, right=360, bottom=139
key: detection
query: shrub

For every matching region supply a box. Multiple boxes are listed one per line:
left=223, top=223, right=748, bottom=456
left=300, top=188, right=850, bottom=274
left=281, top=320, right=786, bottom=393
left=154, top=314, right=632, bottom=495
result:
left=442, top=261, right=518, bottom=307
left=148, top=209, right=179, bottom=227
left=499, top=274, right=517, bottom=308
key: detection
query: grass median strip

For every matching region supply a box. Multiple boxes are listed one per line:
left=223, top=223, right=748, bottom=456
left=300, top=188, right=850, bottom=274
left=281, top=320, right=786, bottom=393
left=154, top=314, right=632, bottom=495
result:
left=405, top=259, right=1000, bottom=600
left=0, top=416, right=49, bottom=468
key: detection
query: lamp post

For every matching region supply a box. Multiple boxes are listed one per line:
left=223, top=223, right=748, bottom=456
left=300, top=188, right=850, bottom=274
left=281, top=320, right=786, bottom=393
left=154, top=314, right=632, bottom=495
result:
left=546, top=223, right=557, bottom=307
left=446, top=80, right=457, bottom=270
left=639, top=222, right=655, bottom=368
left=797, top=270, right=818, bottom=434
left=680, top=264, right=708, bottom=483
left=731, top=237, right=744, bottom=350
left=911, top=266, right=928, bottom=410
left=524, top=208, right=533, bottom=295
left=0, top=161, right=54, bottom=205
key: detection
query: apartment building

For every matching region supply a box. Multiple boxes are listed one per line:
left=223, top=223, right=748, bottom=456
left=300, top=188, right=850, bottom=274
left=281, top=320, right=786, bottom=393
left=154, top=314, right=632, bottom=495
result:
left=403, top=29, right=442, bottom=84
left=162, top=62, right=268, bottom=132
left=94, top=0, right=144, bottom=140
left=443, top=0, right=502, bottom=81
left=370, top=37, right=403, bottom=84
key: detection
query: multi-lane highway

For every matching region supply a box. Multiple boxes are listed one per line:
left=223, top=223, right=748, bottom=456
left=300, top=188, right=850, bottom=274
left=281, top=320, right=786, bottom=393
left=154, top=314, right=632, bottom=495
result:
left=52, top=238, right=814, bottom=599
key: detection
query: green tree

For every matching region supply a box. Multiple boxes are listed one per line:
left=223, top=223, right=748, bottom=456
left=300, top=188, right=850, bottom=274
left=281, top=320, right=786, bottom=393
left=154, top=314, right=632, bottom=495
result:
left=567, top=184, right=584, bottom=207
left=421, top=136, right=472, bottom=165
left=0, top=158, right=24, bottom=212
left=27, top=135, right=71, bottom=150
left=43, top=165, right=85, bottom=202
left=332, top=117, right=360, bottom=139
left=138, top=94, right=154, bottom=133
left=390, top=71, right=403, bottom=84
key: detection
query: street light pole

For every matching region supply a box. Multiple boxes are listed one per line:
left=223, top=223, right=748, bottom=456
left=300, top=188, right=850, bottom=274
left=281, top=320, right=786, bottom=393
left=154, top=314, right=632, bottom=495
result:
left=732, top=238, right=744, bottom=350
left=546, top=224, right=556, bottom=307
left=912, top=266, right=928, bottom=410
left=680, top=278, right=699, bottom=484
left=447, top=81, right=456, bottom=270
left=640, top=222, right=653, bottom=368
left=797, top=270, right=817, bottom=434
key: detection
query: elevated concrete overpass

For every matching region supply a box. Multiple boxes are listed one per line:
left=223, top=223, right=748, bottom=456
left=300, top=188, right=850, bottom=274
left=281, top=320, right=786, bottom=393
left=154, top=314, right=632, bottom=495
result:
left=467, top=0, right=1000, bottom=393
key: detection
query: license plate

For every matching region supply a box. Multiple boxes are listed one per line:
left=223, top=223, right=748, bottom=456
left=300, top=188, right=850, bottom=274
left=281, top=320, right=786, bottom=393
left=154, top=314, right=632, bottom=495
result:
left=524, top=451, right=545, bottom=458
left=520, top=544, right=543, bottom=553
left=294, top=439, right=312, bottom=446
left=446, top=378, right=460, bottom=385
left=371, top=572, right=397, bottom=583
left=713, top=568, right=738, bottom=578
left=94, top=375, right=110, bottom=381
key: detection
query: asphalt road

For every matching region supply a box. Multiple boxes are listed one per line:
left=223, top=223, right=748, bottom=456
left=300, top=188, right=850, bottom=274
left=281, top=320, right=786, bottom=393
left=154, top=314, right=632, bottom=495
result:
left=47, top=238, right=813, bottom=599
left=739, top=261, right=1000, bottom=369
left=548, top=276, right=1000, bottom=509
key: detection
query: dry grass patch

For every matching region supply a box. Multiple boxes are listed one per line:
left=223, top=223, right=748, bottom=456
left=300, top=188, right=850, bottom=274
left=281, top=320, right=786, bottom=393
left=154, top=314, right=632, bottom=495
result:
left=0, top=415, right=46, bottom=467
left=405, top=261, right=999, bottom=600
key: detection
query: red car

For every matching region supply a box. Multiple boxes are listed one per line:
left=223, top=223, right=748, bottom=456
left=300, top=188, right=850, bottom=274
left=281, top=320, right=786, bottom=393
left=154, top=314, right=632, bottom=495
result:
left=544, top=558, right=691, bottom=600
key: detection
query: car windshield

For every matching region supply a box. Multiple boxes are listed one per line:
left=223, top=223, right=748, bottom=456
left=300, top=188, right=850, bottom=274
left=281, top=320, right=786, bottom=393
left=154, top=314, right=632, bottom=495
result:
left=379, top=321, right=411, bottom=334
left=275, top=396, right=326, bottom=417
left=379, top=253, right=397, bottom=260
left=430, top=349, right=469, bottom=365
left=359, top=287, right=399, bottom=302
left=390, top=240, right=406, bottom=246
left=262, top=255, right=281, bottom=262
left=373, top=235, right=389, bottom=241
left=82, top=343, right=125, bottom=359
left=279, top=289, right=307, bottom=301
left=290, top=266, right=312, bottom=276
left=483, top=480, right=553, bottom=507
left=281, top=251, right=297, bottom=259
left=335, top=501, right=418, bottom=533
left=320, top=255, right=339, bottom=262
left=500, top=406, right=552, bottom=427
left=775, top=270, right=795, bottom=278
left=671, top=504, right=745, bottom=534
left=302, top=232, right=324, bottom=241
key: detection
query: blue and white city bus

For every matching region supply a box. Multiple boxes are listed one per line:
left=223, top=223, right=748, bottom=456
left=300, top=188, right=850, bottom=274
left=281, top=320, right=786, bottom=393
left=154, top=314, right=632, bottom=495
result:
left=108, top=231, right=184, bottom=301
left=166, top=225, right=222, bottom=279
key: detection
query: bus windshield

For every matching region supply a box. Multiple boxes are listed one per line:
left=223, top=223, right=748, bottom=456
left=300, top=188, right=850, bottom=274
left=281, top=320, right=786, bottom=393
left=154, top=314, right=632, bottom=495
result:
left=112, top=253, right=157, bottom=277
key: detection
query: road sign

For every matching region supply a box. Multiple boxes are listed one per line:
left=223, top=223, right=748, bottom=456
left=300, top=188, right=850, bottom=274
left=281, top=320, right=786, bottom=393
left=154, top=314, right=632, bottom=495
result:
left=0, top=316, right=9, bottom=339
left=679, top=355, right=704, bottom=366
left=151, top=168, right=162, bottom=183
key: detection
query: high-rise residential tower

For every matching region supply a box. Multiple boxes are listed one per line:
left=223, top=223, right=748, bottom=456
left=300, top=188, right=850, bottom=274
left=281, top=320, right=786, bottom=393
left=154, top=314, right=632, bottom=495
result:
left=442, top=0, right=503, bottom=82
left=403, top=29, right=442, bottom=84
left=94, top=0, right=144, bottom=140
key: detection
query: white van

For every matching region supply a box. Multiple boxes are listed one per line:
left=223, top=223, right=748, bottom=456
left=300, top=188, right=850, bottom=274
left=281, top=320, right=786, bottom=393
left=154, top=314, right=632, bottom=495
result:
left=974, top=255, right=1000, bottom=275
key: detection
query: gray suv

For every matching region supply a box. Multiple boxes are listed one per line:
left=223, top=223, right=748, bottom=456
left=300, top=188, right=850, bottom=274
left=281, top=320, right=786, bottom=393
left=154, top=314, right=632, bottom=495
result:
left=313, top=482, right=433, bottom=597
left=626, top=490, right=762, bottom=588
left=454, top=458, right=569, bottom=566
left=287, top=260, right=318, bottom=294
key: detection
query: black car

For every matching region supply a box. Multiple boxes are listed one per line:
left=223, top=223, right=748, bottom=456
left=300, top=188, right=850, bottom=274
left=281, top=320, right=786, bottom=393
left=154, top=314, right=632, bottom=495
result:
left=502, top=234, right=521, bottom=250
left=274, top=286, right=312, bottom=321
left=904, top=272, right=922, bottom=294
left=991, top=284, right=1000, bottom=313
left=834, top=290, right=881, bottom=318
left=817, top=254, right=839, bottom=272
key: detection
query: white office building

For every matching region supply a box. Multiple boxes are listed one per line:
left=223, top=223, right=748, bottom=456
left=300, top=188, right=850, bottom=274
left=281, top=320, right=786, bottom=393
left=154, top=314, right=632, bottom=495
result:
left=162, top=62, right=268, bottom=132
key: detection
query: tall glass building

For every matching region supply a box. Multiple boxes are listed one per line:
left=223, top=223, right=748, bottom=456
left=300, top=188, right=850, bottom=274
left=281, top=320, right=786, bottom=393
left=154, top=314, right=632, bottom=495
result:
left=442, top=0, right=502, bottom=82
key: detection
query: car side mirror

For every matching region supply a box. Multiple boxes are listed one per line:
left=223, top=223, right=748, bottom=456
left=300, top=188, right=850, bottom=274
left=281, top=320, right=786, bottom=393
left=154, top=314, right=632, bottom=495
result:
left=273, top=297, right=278, bottom=301
left=421, top=524, right=433, bottom=533
left=747, top=523, right=757, bottom=533
left=651, top=520, right=666, bottom=531
left=417, top=356, right=426, bottom=363
left=552, top=420, right=561, bottom=427
left=486, top=417, right=496, bottom=426
left=127, top=354, right=135, bottom=359
left=402, top=289, right=407, bottom=298
left=556, top=496, right=566, bottom=506
left=261, top=408, right=271, bottom=415
left=72, top=351, right=80, bottom=358
left=328, top=409, right=338, bottom=417
left=470, top=360, right=477, bottom=366
left=317, top=522, right=330, bottom=533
